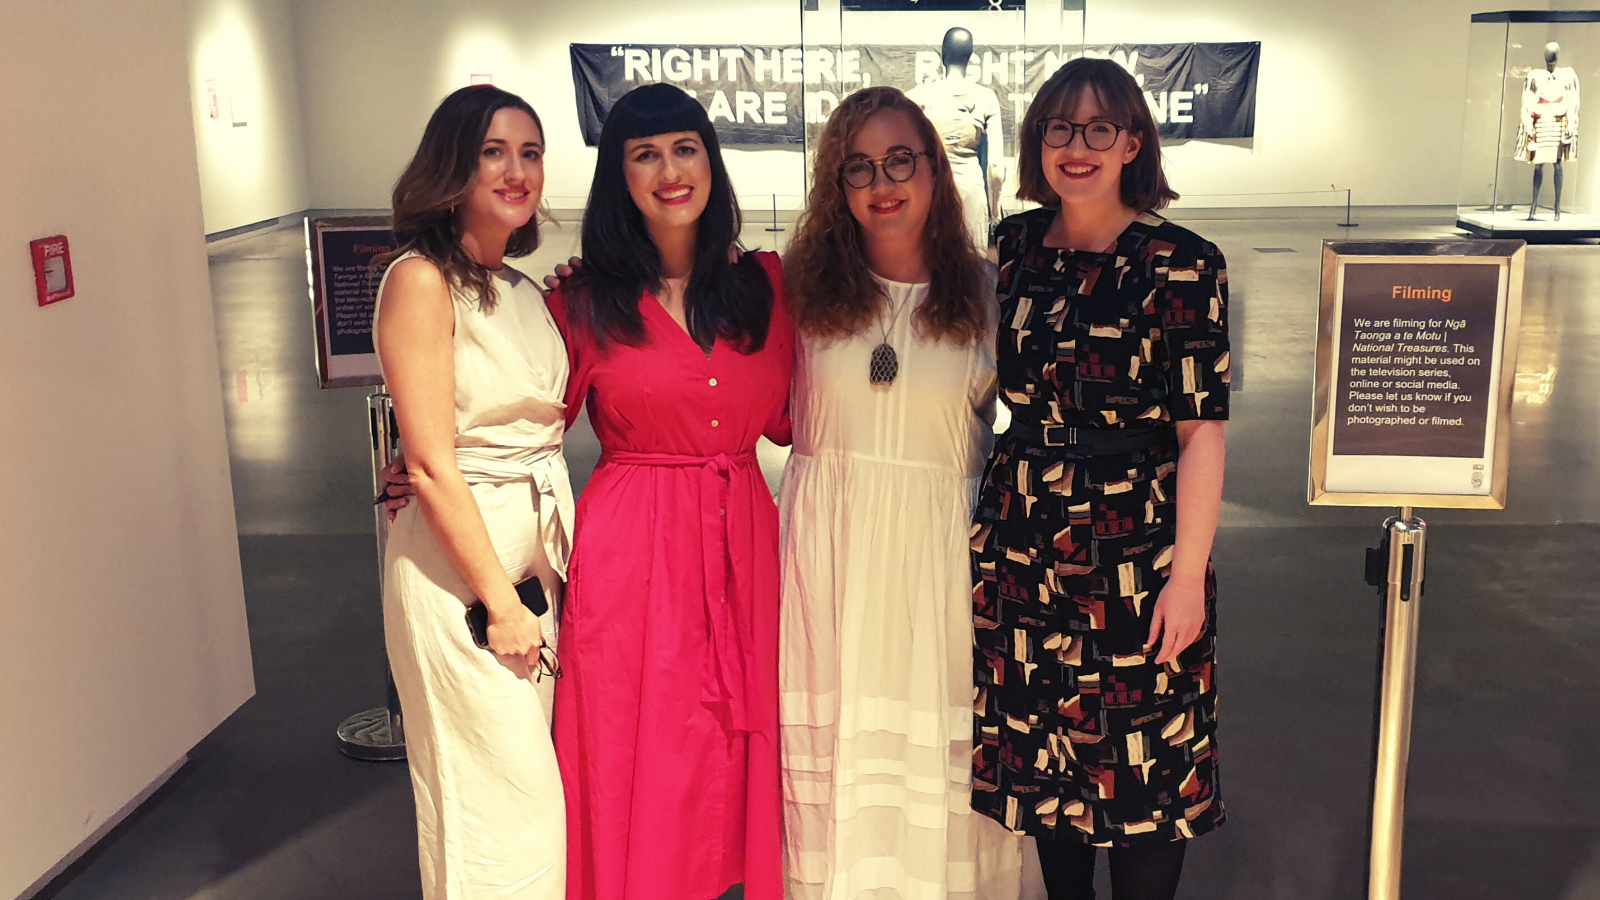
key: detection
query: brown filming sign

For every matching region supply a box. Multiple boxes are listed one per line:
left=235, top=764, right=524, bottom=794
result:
left=308, top=216, right=392, bottom=390
left=1309, top=241, right=1525, bottom=508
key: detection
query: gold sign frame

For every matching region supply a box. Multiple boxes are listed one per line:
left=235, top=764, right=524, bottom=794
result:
left=1308, top=239, right=1525, bottom=509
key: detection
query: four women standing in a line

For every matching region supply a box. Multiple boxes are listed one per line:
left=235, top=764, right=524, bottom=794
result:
left=376, top=55, right=1228, bottom=900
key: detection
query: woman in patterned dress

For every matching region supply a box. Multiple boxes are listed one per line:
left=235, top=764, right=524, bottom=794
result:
left=970, top=58, right=1230, bottom=900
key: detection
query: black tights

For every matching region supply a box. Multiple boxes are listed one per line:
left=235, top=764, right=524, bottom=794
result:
left=1037, top=838, right=1188, bottom=900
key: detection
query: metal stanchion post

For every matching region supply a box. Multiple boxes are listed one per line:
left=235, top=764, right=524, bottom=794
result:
left=335, top=392, right=407, bottom=761
left=1363, top=508, right=1426, bottom=900
left=765, top=193, right=784, bottom=234
left=1340, top=187, right=1360, bottom=228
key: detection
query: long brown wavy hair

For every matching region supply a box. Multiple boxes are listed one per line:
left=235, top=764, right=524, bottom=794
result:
left=785, top=86, right=986, bottom=345
left=385, top=85, right=545, bottom=311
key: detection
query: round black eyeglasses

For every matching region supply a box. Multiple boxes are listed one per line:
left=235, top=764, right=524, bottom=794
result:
left=1040, top=118, right=1126, bottom=151
left=840, top=151, right=924, bottom=189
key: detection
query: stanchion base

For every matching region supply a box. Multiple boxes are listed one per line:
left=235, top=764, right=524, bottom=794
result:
left=336, top=707, right=406, bottom=762
left=1338, top=222, right=1361, bottom=227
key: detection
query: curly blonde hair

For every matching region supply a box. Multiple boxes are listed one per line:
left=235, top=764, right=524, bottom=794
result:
left=785, top=86, right=987, bottom=344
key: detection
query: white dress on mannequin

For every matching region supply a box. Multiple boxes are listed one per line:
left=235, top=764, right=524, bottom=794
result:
left=779, top=272, right=999, bottom=900
left=908, top=77, right=1004, bottom=249
left=1517, top=65, right=1580, bottom=163
left=374, top=254, right=572, bottom=900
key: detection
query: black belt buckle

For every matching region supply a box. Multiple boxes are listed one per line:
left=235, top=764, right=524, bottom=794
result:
left=1041, top=424, right=1075, bottom=447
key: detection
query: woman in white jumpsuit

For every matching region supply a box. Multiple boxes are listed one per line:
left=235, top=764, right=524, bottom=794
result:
left=372, top=84, right=570, bottom=900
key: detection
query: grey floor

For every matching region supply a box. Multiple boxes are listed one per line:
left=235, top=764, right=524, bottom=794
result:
left=34, top=212, right=1600, bottom=900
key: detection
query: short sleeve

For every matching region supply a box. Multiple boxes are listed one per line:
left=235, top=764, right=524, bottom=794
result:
left=544, top=287, right=592, bottom=430
left=1157, top=239, right=1230, bottom=421
left=994, top=213, right=1029, bottom=275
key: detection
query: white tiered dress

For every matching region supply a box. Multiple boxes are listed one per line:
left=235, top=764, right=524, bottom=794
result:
left=779, top=273, right=998, bottom=900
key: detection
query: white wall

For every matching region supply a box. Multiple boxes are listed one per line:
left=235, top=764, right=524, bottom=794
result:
left=190, top=0, right=311, bottom=234
left=0, top=2, right=255, bottom=896
left=292, top=0, right=1554, bottom=215
left=295, top=0, right=808, bottom=223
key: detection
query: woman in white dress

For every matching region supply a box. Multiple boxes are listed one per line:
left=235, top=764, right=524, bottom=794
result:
left=373, top=85, right=570, bottom=900
left=779, top=85, right=997, bottom=900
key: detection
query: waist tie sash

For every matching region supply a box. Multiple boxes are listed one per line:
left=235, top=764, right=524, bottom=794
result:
left=455, top=444, right=575, bottom=580
left=599, top=448, right=759, bottom=732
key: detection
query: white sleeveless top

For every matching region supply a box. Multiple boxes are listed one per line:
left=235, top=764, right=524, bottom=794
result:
left=373, top=251, right=575, bottom=577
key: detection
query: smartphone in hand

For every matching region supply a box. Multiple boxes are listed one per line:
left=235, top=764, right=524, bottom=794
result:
left=465, top=579, right=549, bottom=649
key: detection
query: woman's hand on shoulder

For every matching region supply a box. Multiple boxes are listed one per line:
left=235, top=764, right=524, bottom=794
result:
left=538, top=257, right=583, bottom=298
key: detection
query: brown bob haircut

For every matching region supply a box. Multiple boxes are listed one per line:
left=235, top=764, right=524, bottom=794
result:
left=1016, top=57, right=1179, bottom=212
left=785, top=86, right=987, bottom=345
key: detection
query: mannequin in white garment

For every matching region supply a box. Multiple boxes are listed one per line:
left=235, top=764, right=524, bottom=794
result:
left=1517, top=41, right=1580, bottom=220
left=907, top=27, right=1004, bottom=248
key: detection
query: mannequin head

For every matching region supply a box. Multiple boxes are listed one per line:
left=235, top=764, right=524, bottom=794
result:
left=941, top=27, right=974, bottom=71
left=1546, top=42, right=1560, bottom=69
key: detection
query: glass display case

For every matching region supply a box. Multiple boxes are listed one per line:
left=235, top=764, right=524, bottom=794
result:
left=1458, top=11, right=1600, bottom=239
left=799, top=0, right=1085, bottom=241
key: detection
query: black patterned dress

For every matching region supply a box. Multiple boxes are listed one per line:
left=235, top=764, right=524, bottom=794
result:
left=971, top=208, right=1230, bottom=848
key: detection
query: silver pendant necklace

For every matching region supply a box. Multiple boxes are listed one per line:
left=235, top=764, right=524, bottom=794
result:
left=869, top=340, right=899, bottom=385
left=869, top=290, right=907, bottom=386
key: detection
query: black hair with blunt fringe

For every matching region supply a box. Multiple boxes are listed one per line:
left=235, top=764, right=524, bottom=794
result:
left=1016, top=57, right=1179, bottom=213
left=568, top=82, right=773, bottom=352
left=387, top=84, right=545, bottom=311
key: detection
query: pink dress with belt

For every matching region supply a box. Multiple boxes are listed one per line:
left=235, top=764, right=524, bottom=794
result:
left=547, top=252, right=793, bottom=900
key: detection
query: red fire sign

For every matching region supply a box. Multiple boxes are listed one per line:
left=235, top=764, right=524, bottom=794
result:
left=30, top=235, right=74, bottom=307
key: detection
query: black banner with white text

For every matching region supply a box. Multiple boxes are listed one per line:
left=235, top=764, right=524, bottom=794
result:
left=569, top=41, right=1259, bottom=147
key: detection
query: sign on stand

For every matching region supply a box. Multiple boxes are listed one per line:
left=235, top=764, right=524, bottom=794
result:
left=1311, top=241, right=1525, bottom=508
left=307, top=216, right=406, bottom=761
left=1308, top=239, right=1524, bottom=900
left=308, top=216, right=392, bottom=389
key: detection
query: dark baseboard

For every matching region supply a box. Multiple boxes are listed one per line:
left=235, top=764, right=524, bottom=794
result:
left=205, top=211, right=307, bottom=243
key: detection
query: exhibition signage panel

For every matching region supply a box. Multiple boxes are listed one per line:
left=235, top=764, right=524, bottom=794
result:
left=308, top=216, right=392, bottom=389
left=569, top=41, right=1258, bottom=146
left=1309, top=240, right=1525, bottom=508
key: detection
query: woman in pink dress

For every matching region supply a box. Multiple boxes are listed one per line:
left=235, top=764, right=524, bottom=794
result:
left=545, top=83, right=793, bottom=900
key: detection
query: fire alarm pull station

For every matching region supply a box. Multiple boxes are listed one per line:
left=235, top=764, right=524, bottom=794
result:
left=31, top=235, right=75, bottom=307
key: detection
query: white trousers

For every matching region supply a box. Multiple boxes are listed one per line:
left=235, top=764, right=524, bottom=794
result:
left=384, top=479, right=566, bottom=900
